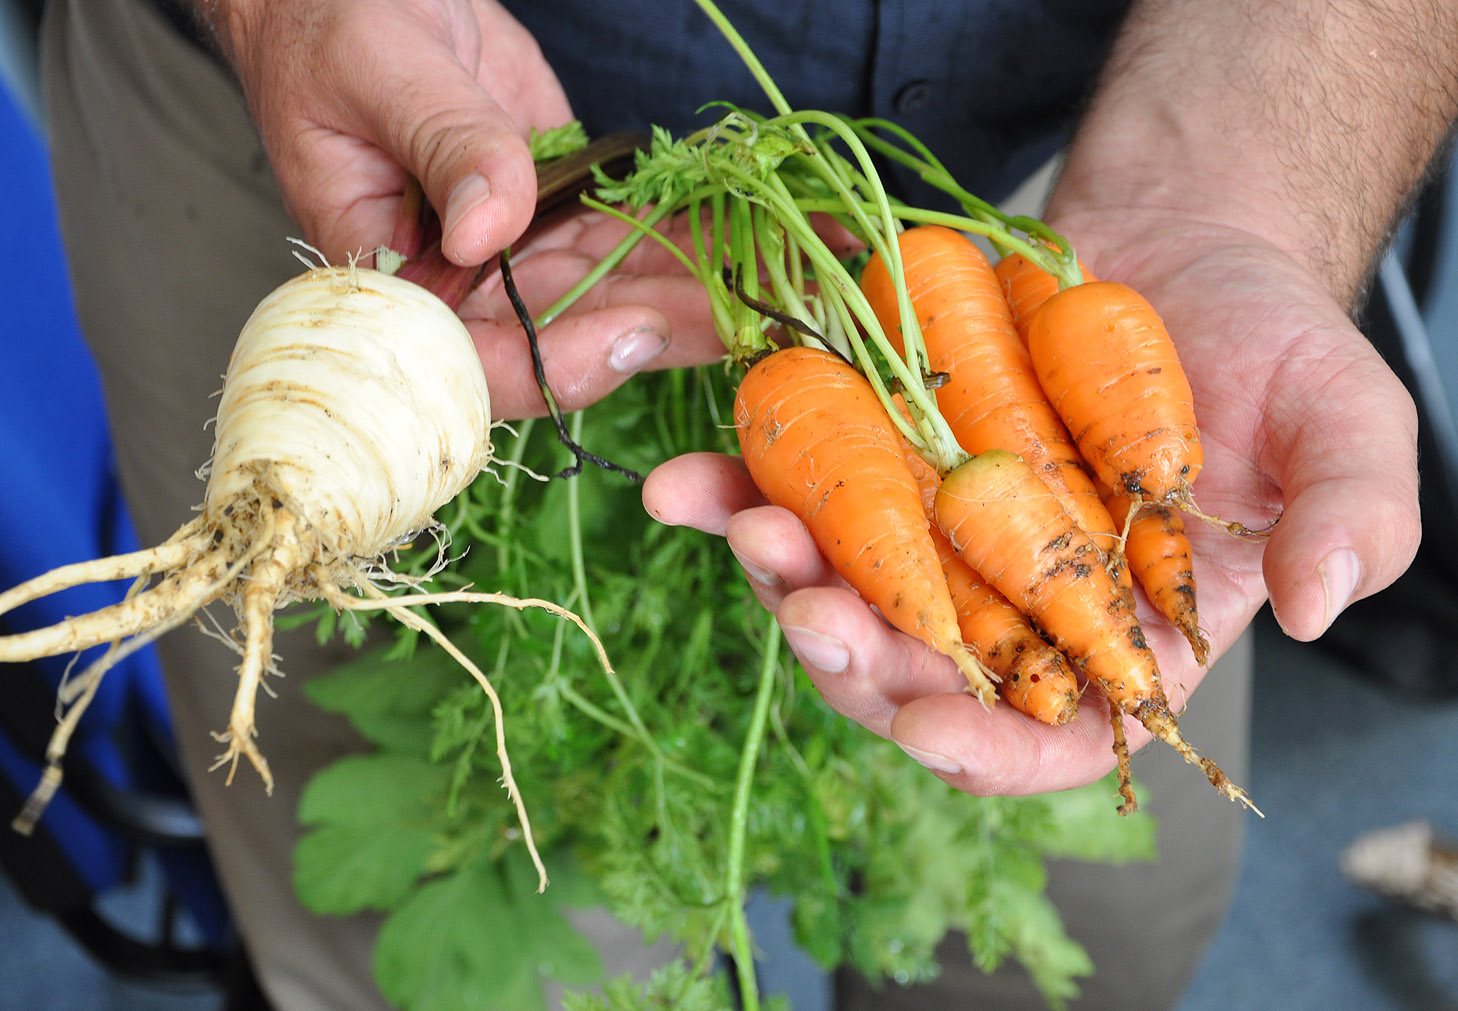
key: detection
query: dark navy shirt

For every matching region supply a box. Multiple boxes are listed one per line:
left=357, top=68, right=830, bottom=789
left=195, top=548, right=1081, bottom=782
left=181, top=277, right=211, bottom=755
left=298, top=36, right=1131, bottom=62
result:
left=507, top=1, right=1131, bottom=204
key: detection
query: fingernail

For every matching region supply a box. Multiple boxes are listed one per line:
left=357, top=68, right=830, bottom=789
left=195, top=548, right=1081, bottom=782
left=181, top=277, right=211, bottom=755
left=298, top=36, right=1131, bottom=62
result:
left=781, top=625, right=850, bottom=674
left=1318, top=547, right=1361, bottom=633
left=896, top=742, right=963, bottom=775
left=729, top=547, right=779, bottom=588
left=443, top=173, right=491, bottom=240
left=609, top=327, right=669, bottom=373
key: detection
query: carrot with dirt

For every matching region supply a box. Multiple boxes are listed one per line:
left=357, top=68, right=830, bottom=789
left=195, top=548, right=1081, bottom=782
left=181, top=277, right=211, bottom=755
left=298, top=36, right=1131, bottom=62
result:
left=996, top=254, right=1204, bottom=509
left=901, top=431, right=1081, bottom=725
left=995, top=252, right=1211, bottom=661
left=603, top=0, right=1251, bottom=814
left=588, top=135, right=1001, bottom=704
left=686, top=111, right=1240, bottom=808
left=860, top=225, right=1122, bottom=560
left=937, top=539, right=1082, bottom=726
left=934, top=449, right=1255, bottom=811
left=1026, top=279, right=1203, bottom=507
left=734, top=345, right=998, bottom=704
left=1102, top=481, right=1210, bottom=665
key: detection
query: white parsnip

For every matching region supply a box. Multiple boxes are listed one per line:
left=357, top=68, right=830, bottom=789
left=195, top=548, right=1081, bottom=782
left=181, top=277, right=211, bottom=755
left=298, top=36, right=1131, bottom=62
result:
left=206, top=265, right=492, bottom=556
left=0, top=261, right=589, bottom=887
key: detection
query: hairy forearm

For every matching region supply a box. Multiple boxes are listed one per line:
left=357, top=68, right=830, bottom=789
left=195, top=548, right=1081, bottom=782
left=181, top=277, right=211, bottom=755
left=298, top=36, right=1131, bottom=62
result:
left=1048, top=0, right=1458, bottom=306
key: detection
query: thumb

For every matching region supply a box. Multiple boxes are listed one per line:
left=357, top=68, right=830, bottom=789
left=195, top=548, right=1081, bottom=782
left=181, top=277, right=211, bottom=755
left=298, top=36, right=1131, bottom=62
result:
left=223, top=2, right=570, bottom=265
left=1261, top=346, right=1421, bottom=641
left=369, top=61, right=550, bottom=266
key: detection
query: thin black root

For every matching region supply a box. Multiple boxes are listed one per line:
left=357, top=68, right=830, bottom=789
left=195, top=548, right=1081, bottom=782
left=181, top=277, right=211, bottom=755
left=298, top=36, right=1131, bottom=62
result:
left=498, top=249, right=644, bottom=483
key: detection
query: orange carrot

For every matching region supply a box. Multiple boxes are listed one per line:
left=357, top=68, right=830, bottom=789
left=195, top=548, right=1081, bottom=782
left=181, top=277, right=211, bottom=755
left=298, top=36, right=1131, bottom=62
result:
left=1102, top=483, right=1210, bottom=665
left=994, top=250, right=1093, bottom=343
left=936, top=536, right=1081, bottom=726
left=1002, top=261, right=1210, bottom=661
left=934, top=449, right=1253, bottom=811
left=1027, top=280, right=1202, bottom=506
left=734, top=346, right=997, bottom=703
left=901, top=439, right=1080, bottom=725
left=860, top=225, right=1120, bottom=559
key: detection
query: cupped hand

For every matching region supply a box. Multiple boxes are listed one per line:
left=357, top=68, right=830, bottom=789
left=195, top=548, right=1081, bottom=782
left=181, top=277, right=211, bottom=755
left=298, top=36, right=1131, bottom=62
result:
left=641, top=212, right=1421, bottom=798
left=1060, top=211, right=1422, bottom=645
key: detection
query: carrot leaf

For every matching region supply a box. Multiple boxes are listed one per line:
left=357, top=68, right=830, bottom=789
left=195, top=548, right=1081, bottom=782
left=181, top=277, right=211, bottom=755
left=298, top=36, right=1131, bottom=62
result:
left=374, top=847, right=603, bottom=1011
left=528, top=121, right=590, bottom=164
left=292, top=755, right=449, bottom=914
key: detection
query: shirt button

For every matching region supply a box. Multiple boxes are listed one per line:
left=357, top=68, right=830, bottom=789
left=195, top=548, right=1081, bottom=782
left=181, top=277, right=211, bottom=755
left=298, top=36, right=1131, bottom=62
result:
left=893, top=79, right=933, bottom=116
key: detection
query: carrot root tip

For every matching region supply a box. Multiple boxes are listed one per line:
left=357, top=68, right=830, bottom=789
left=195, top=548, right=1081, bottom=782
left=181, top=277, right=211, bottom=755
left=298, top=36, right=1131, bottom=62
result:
left=1178, top=494, right=1278, bottom=543
left=1188, top=628, right=1212, bottom=667
left=1126, top=696, right=1261, bottom=816
left=1107, top=704, right=1139, bottom=816
left=949, top=646, right=1000, bottom=706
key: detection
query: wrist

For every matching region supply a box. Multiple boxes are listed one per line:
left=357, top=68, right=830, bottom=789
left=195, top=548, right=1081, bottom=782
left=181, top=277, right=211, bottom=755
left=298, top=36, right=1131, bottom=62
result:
left=1044, top=0, right=1458, bottom=311
left=1046, top=131, right=1322, bottom=291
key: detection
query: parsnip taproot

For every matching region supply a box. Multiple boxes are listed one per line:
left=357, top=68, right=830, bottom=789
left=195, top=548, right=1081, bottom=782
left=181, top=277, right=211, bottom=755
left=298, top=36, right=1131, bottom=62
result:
left=0, top=263, right=600, bottom=885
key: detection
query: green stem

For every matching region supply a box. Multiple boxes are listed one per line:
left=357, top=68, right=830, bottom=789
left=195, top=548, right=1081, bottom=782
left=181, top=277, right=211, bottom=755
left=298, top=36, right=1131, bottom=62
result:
left=553, top=684, right=719, bottom=791
left=536, top=201, right=677, bottom=327
left=691, top=0, right=935, bottom=408
left=565, top=411, right=661, bottom=757
left=710, top=157, right=967, bottom=470
left=492, top=418, right=537, bottom=577
left=694, top=0, right=792, bottom=117
left=669, top=96, right=970, bottom=468
left=564, top=413, right=594, bottom=631
left=728, top=193, right=770, bottom=360
left=788, top=195, right=1074, bottom=275
left=577, top=192, right=748, bottom=352
left=724, top=617, right=781, bottom=1011
left=777, top=111, right=902, bottom=266
left=844, top=117, right=1084, bottom=287
left=769, top=110, right=963, bottom=457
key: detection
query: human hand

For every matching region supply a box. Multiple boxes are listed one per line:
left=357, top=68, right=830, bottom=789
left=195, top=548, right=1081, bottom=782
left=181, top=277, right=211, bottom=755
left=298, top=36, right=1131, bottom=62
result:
left=640, top=211, right=1420, bottom=798
left=457, top=206, right=725, bottom=419
left=213, top=0, right=562, bottom=264
left=209, top=0, right=723, bottom=419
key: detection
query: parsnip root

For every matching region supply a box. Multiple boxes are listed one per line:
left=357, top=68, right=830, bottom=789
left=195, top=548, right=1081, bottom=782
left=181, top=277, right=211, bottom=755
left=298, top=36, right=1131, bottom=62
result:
left=0, top=263, right=604, bottom=885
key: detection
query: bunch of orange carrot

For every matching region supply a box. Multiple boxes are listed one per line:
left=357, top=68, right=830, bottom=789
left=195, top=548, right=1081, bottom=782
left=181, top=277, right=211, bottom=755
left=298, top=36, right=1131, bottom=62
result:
left=861, top=227, right=1233, bottom=813
left=737, top=222, right=1247, bottom=815
left=589, top=2, right=1258, bottom=814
